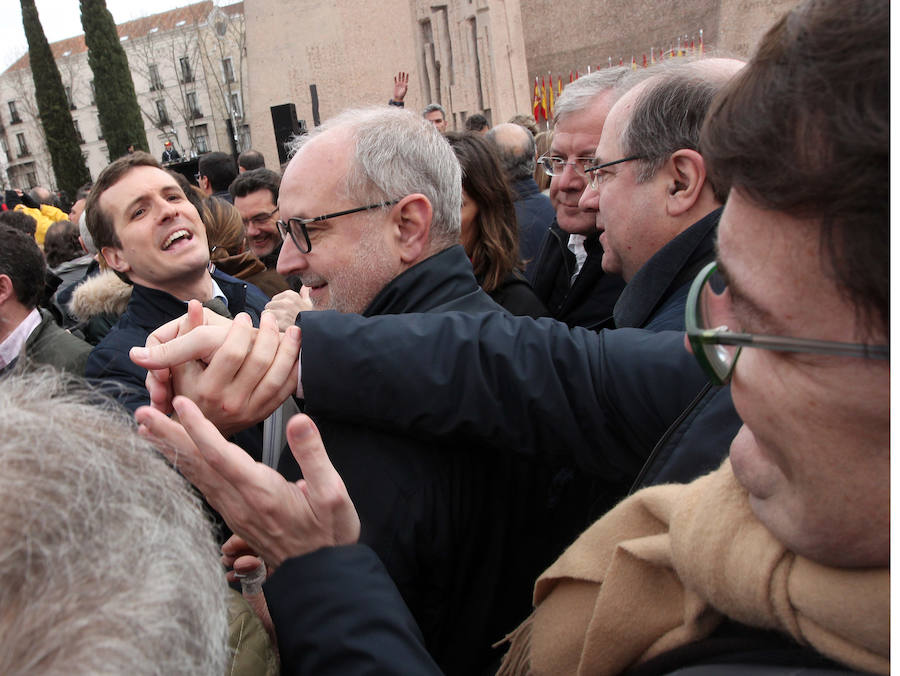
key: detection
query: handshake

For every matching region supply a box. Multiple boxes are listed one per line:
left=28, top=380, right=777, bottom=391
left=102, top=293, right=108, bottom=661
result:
left=131, top=299, right=360, bottom=578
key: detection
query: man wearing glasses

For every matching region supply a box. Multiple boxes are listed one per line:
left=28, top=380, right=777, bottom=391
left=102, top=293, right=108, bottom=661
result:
left=528, top=68, right=629, bottom=330
left=139, top=107, right=580, bottom=675
left=230, top=168, right=284, bottom=269
left=582, top=58, right=743, bottom=333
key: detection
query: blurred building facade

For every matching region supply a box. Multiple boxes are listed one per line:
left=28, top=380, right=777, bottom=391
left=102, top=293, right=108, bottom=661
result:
left=0, top=1, right=248, bottom=191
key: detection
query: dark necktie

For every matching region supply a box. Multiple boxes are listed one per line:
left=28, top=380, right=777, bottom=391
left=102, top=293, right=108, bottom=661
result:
left=202, top=297, right=232, bottom=319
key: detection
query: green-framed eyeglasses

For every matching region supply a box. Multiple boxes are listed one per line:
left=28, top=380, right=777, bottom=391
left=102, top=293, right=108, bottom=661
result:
left=685, top=261, right=889, bottom=385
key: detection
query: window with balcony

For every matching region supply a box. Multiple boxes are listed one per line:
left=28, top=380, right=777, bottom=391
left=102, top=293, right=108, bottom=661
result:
left=149, top=64, right=163, bottom=91
left=73, top=119, right=84, bottom=144
left=97, top=117, right=104, bottom=140
left=0, top=138, right=10, bottom=162
left=179, top=57, right=193, bottom=83
left=16, top=132, right=29, bottom=157
left=192, top=124, right=209, bottom=153
left=65, top=86, right=76, bottom=110
left=186, top=92, right=202, bottom=119
left=8, top=101, right=21, bottom=124
left=156, top=99, right=171, bottom=126
left=228, top=91, right=243, bottom=119
left=222, top=57, right=235, bottom=83
left=90, top=80, right=96, bottom=105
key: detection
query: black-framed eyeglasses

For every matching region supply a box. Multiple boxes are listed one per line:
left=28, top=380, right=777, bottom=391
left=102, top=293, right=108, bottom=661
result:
left=685, top=261, right=890, bottom=385
left=275, top=200, right=400, bottom=254
left=243, top=207, right=279, bottom=229
left=584, top=156, right=644, bottom=190
left=536, top=155, right=597, bottom=177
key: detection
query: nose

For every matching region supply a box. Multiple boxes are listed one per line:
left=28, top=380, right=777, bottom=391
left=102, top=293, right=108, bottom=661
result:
left=578, top=183, right=599, bottom=212
left=276, top=234, right=307, bottom=277
left=246, top=220, right=260, bottom=237
left=557, top=161, right=586, bottom=193
left=156, top=193, right=178, bottom=221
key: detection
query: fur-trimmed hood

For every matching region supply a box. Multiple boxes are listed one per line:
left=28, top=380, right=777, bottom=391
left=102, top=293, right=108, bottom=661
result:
left=68, top=269, right=132, bottom=322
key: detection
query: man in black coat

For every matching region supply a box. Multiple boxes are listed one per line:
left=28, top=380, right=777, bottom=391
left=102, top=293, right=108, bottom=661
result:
left=140, top=107, right=579, bottom=675
left=527, top=69, right=629, bottom=330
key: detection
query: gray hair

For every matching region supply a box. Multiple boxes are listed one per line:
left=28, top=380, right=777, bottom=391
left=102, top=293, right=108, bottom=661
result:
left=422, top=102, right=447, bottom=119
left=487, top=122, right=536, bottom=181
left=78, top=209, right=97, bottom=255
left=290, top=107, right=461, bottom=248
left=553, top=67, right=631, bottom=125
left=0, top=370, right=228, bottom=675
left=622, top=59, right=744, bottom=203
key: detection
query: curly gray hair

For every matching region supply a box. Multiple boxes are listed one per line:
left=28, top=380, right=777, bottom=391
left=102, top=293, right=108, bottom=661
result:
left=0, top=371, right=228, bottom=675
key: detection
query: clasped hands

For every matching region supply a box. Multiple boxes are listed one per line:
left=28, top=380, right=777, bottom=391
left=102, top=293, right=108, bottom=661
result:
left=131, top=300, right=360, bottom=574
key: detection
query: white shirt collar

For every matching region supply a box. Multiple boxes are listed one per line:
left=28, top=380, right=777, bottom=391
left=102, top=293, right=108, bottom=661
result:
left=0, top=308, right=42, bottom=370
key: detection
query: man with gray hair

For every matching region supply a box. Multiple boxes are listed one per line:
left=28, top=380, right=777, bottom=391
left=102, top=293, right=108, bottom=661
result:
left=422, top=102, right=448, bottom=132
left=582, top=58, right=745, bottom=331
left=529, top=68, right=630, bottom=330
left=158, top=105, right=572, bottom=674
left=487, top=122, right=555, bottom=271
left=0, top=371, right=230, bottom=674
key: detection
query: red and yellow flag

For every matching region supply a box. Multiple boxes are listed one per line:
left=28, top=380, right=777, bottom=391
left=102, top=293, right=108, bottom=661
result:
left=532, top=77, right=540, bottom=121
left=540, top=75, right=548, bottom=122
left=548, top=74, right=555, bottom=118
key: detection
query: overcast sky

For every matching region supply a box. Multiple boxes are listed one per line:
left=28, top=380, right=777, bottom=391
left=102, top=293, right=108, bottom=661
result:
left=1, top=0, right=199, bottom=72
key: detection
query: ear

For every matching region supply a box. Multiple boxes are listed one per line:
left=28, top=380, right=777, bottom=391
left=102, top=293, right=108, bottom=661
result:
left=392, top=194, right=433, bottom=265
left=663, top=149, right=708, bottom=217
left=0, top=274, right=14, bottom=306
left=101, top=246, right=132, bottom=276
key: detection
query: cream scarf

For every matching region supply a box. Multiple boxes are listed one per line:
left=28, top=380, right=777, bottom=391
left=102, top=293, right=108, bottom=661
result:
left=498, top=460, right=888, bottom=675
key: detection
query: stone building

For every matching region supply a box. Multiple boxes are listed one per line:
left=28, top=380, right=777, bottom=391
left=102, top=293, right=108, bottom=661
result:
left=243, top=0, right=798, bottom=165
left=0, top=1, right=248, bottom=192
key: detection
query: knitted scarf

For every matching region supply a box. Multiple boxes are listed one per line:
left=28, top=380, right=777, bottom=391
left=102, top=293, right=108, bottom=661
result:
left=498, top=460, right=888, bottom=675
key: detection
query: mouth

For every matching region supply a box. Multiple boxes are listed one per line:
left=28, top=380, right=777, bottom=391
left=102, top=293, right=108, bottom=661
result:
left=162, top=229, right=193, bottom=251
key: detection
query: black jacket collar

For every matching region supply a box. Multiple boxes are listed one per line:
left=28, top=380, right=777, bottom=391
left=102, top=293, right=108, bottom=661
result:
left=613, top=207, right=722, bottom=329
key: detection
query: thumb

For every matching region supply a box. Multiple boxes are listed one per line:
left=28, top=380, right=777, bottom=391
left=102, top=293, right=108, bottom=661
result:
left=285, top=413, right=360, bottom=545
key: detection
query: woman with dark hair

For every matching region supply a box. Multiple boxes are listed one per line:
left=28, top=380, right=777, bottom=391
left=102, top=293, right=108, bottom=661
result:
left=202, top=196, right=290, bottom=299
left=44, top=219, right=87, bottom=272
left=445, top=132, right=548, bottom=318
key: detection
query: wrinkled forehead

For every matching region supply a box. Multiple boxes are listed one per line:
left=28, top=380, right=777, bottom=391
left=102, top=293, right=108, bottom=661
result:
left=100, top=166, right=181, bottom=218
left=280, top=132, right=353, bottom=211
left=596, top=81, right=648, bottom=157
left=551, top=92, right=617, bottom=158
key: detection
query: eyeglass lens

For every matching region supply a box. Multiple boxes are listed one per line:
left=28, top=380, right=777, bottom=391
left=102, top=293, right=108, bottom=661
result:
left=540, top=157, right=594, bottom=177
left=698, top=269, right=740, bottom=372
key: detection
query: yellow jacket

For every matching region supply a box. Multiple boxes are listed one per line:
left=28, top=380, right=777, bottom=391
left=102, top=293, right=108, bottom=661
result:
left=14, top=203, right=68, bottom=246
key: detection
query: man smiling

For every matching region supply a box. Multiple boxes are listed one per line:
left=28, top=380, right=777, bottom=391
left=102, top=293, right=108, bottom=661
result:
left=230, top=168, right=284, bottom=269
left=84, top=152, right=269, bottom=415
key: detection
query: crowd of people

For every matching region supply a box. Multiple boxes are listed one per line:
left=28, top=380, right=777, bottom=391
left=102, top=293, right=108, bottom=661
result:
left=0, top=0, right=889, bottom=673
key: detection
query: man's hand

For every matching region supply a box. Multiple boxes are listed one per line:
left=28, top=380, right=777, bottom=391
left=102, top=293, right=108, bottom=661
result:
left=136, top=300, right=235, bottom=414
left=131, top=305, right=301, bottom=433
left=265, top=288, right=313, bottom=332
left=393, top=71, right=409, bottom=102
left=136, top=398, right=360, bottom=568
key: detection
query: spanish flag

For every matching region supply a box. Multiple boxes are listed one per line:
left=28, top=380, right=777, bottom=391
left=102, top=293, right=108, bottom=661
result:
left=532, top=77, right=540, bottom=121
left=541, top=75, right=548, bottom=122
left=548, top=74, right=555, bottom=118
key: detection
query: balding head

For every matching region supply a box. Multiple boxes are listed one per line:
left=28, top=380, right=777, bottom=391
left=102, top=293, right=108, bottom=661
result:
left=586, top=56, right=745, bottom=281
left=615, top=57, right=746, bottom=202
left=487, top=123, right=536, bottom=181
